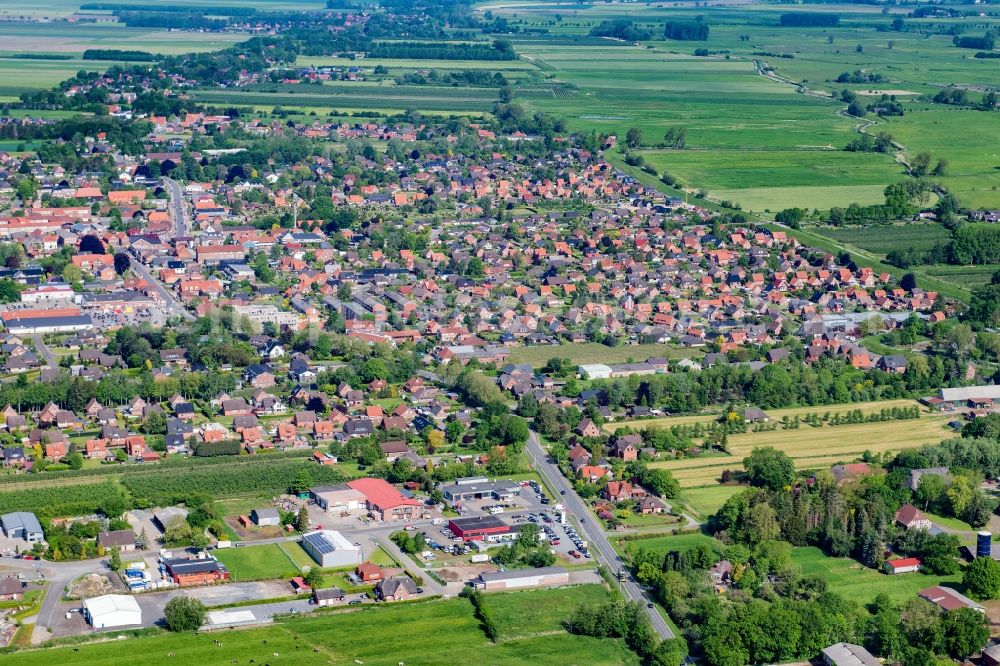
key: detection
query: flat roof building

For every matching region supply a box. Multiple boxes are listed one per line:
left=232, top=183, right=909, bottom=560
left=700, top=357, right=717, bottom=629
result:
left=83, top=594, right=142, bottom=629
left=440, top=480, right=521, bottom=504
left=474, top=566, right=569, bottom=591
left=311, top=484, right=367, bottom=513
left=301, top=530, right=362, bottom=568
left=448, top=516, right=515, bottom=542
left=0, top=511, right=43, bottom=542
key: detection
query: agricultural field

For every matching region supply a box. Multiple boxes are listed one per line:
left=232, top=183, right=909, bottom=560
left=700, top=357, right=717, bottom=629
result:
left=611, top=399, right=953, bottom=488
left=821, top=223, right=952, bottom=255
left=487, top=584, right=612, bottom=638
left=478, top=1, right=1000, bottom=209
left=507, top=341, right=695, bottom=367
left=3, top=586, right=633, bottom=666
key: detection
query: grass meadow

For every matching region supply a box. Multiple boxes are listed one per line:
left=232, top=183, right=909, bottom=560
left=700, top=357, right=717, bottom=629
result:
left=3, top=586, right=631, bottom=666
left=507, top=341, right=695, bottom=367
left=792, top=546, right=961, bottom=605
left=214, top=542, right=310, bottom=581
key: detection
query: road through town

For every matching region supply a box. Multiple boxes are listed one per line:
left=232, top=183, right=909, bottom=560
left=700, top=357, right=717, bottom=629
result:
left=525, top=431, right=675, bottom=639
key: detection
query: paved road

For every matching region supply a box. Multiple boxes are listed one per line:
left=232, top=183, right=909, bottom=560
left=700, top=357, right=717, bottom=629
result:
left=525, top=431, right=675, bottom=639
left=163, top=177, right=189, bottom=238
left=30, top=335, right=56, bottom=368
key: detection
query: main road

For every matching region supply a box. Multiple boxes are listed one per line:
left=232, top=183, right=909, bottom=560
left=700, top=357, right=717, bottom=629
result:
left=525, top=431, right=675, bottom=639
left=123, top=176, right=193, bottom=321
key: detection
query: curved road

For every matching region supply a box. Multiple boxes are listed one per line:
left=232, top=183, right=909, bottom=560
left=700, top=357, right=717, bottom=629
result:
left=525, top=431, right=675, bottom=639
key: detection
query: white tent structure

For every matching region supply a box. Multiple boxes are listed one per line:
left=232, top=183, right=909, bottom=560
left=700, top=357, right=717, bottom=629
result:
left=83, top=594, right=142, bottom=629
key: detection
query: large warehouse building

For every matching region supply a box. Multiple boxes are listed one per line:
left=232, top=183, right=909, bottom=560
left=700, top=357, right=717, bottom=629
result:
left=474, top=566, right=569, bottom=591
left=448, top=516, right=515, bottom=542
left=301, top=530, right=362, bottom=568
left=83, top=594, right=143, bottom=629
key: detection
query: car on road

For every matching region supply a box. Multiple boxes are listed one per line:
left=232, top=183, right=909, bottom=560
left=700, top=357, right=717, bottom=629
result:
left=647, top=603, right=654, bottom=609
left=348, top=600, right=362, bottom=605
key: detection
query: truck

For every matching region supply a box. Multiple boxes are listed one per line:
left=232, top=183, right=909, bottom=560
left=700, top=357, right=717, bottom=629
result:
left=432, top=517, right=445, bottom=525
left=470, top=553, right=490, bottom=564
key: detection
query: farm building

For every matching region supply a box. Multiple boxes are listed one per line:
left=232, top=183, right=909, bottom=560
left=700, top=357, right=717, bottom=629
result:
left=83, top=594, right=142, bottom=629
left=907, top=467, right=949, bottom=492
left=153, top=507, right=189, bottom=531
left=163, top=557, right=230, bottom=586
left=938, top=385, right=1000, bottom=410
left=313, top=587, right=345, bottom=606
left=311, top=484, right=366, bottom=513
left=0, top=511, right=43, bottom=542
left=821, top=642, right=880, bottom=666
left=474, top=566, right=569, bottom=591
left=301, top=530, right=362, bottom=568
left=577, top=364, right=611, bottom=380
left=250, top=508, right=280, bottom=526
left=448, top=516, right=515, bottom=542
left=982, top=643, right=1000, bottom=666
left=885, top=557, right=921, bottom=575
left=918, top=585, right=985, bottom=613
left=346, top=477, right=422, bottom=521
left=440, top=479, right=521, bottom=504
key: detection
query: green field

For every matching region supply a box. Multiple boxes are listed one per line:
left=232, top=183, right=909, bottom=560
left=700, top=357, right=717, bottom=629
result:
left=791, top=546, right=961, bottom=605
left=507, top=342, right=696, bottom=367
left=642, top=149, right=904, bottom=211
left=214, top=543, right=309, bottom=581
left=822, top=223, right=952, bottom=254
left=681, top=485, right=743, bottom=520
left=614, top=532, right=721, bottom=558
left=4, top=586, right=634, bottom=666
left=621, top=399, right=953, bottom=488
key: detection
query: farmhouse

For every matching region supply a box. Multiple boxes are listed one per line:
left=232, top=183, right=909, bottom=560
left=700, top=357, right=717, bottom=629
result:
left=83, top=594, right=142, bottom=629
left=346, top=477, right=422, bottom=521
left=375, top=575, right=418, bottom=601
left=474, top=566, right=569, bottom=591
left=301, top=530, right=362, bottom=568
left=448, top=515, right=515, bottom=542
left=162, top=557, right=230, bottom=586
left=895, top=504, right=932, bottom=531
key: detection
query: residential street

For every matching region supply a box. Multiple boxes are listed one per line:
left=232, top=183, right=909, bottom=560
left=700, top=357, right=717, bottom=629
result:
left=525, top=431, right=675, bottom=640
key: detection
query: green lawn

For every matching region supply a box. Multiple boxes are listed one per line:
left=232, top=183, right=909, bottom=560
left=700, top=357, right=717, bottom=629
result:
left=613, top=532, right=721, bottom=558
left=214, top=543, right=302, bottom=581
left=488, top=584, right=610, bottom=639
left=369, top=545, right=398, bottom=567
left=682, top=485, right=743, bottom=520
left=791, top=546, right=960, bottom=605
left=507, top=342, right=696, bottom=368
left=3, top=589, right=635, bottom=666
